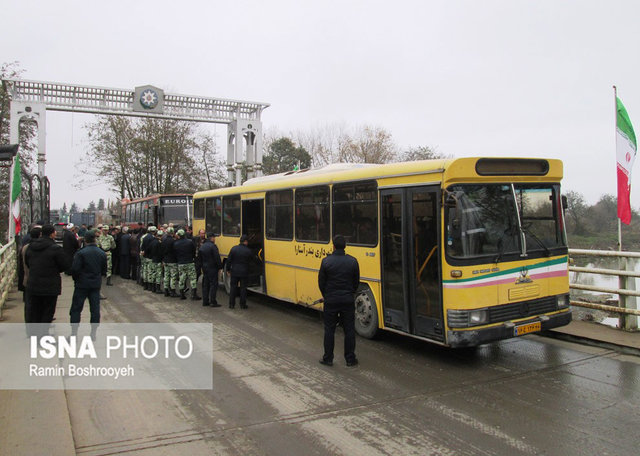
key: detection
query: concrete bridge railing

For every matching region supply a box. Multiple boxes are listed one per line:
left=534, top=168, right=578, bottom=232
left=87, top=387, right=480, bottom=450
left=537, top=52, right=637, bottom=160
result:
left=569, top=248, right=639, bottom=331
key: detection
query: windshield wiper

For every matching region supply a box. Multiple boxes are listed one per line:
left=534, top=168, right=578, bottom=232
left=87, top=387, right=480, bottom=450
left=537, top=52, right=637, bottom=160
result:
left=522, top=227, right=551, bottom=256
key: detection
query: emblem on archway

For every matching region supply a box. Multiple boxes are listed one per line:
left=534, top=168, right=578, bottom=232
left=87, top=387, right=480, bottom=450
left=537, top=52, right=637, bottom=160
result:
left=133, top=85, right=164, bottom=113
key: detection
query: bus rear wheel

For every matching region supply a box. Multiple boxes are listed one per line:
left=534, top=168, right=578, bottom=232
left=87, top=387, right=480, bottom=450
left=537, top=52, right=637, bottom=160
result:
left=354, top=288, right=379, bottom=339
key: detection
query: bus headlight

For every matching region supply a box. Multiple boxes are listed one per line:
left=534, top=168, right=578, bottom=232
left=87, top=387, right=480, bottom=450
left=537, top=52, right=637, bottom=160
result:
left=468, top=309, right=488, bottom=325
left=557, top=294, right=570, bottom=309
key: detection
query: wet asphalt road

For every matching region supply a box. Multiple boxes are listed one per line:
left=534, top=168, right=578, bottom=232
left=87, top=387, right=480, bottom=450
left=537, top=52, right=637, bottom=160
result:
left=67, top=277, right=640, bottom=456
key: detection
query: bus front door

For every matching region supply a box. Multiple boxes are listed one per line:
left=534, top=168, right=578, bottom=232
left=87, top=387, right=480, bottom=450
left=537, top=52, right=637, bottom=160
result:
left=381, top=187, right=444, bottom=341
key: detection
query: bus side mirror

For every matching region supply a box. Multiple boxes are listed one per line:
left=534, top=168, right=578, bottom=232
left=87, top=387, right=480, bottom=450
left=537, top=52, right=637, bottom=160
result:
left=561, top=195, right=568, bottom=212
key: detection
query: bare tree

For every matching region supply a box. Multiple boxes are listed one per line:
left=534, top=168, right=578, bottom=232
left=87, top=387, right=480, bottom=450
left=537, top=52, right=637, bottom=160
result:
left=398, top=145, right=448, bottom=162
left=79, top=116, right=219, bottom=200
left=338, top=125, right=397, bottom=164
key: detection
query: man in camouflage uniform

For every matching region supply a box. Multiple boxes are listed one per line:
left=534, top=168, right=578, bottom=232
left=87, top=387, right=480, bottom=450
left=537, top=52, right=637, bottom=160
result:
left=98, top=225, right=117, bottom=285
left=148, top=229, right=164, bottom=293
left=161, top=227, right=178, bottom=297
left=174, top=229, right=201, bottom=300
left=140, top=226, right=156, bottom=290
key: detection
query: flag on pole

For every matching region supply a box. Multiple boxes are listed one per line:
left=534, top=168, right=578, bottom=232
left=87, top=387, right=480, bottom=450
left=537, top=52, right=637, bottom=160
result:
left=11, top=157, right=21, bottom=235
left=616, top=96, right=637, bottom=225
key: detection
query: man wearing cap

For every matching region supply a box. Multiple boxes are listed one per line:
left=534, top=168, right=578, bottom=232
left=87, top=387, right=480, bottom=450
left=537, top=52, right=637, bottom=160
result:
left=199, top=232, right=222, bottom=307
left=148, top=229, right=164, bottom=293
left=119, top=226, right=131, bottom=279
left=161, top=227, right=179, bottom=297
left=173, top=229, right=200, bottom=300
left=227, top=234, right=253, bottom=309
left=97, top=225, right=117, bottom=285
left=140, top=226, right=156, bottom=290
left=62, top=223, right=80, bottom=274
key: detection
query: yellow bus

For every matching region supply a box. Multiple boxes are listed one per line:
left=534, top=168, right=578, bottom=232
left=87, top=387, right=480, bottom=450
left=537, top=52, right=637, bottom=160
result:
left=192, top=157, right=571, bottom=347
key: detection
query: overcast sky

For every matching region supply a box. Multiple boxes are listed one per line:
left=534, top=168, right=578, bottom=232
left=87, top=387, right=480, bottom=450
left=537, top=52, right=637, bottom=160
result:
left=5, top=0, right=640, bottom=211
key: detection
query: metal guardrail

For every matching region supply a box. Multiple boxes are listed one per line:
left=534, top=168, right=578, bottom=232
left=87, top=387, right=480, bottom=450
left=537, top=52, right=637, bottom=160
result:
left=0, top=240, right=17, bottom=320
left=569, top=248, right=639, bottom=330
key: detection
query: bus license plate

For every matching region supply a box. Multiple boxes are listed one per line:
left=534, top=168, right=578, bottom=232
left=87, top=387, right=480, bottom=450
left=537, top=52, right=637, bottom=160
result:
left=514, top=321, right=541, bottom=336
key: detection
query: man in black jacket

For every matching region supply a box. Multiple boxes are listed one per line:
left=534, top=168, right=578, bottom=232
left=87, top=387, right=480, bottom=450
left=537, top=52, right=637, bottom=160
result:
left=119, top=226, right=131, bottom=279
left=70, top=230, right=107, bottom=323
left=227, top=234, right=253, bottom=309
left=62, top=223, right=79, bottom=274
left=174, top=229, right=200, bottom=300
left=24, top=224, right=71, bottom=323
left=318, top=235, right=360, bottom=367
left=161, top=227, right=178, bottom=297
left=199, top=232, right=222, bottom=307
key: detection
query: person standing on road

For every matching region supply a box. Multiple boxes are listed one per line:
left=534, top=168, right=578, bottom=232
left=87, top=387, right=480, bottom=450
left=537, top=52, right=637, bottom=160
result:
left=62, top=223, right=79, bottom=274
left=140, top=226, right=156, bottom=290
left=199, top=232, right=222, bottom=307
left=24, top=224, right=71, bottom=324
left=148, top=229, right=164, bottom=293
left=318, top=235, right=360, bottom=367
left=227, top=234, right=252, bottom=309
left=161, top=227, right=179, bottom=297
left=119, top=226, right=131, bottom=279
left=98, top=225, right=116, bottom=286
left=174, top=229, right=200, bottom=300
left=70, top=230, right=107, bottom=324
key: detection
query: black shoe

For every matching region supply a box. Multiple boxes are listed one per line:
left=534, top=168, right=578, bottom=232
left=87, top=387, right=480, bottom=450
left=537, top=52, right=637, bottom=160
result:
left=211, top=303, right=221, bottom=308
left=346, top=359, right=359, bottom=367
left=155, top=285, right=164, bottom=294
left=164, top=288, right=170, bottom=297
left=180, top=291, right=186, bottom=300
left=202, top=302, right=209, bottom=307
left=170, top=290, right=179, bottom=298
left=240, top=304, right=248, bottom=309
left=319, top=359, right=333, bottom=366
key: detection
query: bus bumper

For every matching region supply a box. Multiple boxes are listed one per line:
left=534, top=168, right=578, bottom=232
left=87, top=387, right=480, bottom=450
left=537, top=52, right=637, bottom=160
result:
left=446, top=309, right=572, bottom=348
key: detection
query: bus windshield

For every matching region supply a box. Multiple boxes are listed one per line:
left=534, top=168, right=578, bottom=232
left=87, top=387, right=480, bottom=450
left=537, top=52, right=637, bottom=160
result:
left=445, top=183, right=566, bottom=261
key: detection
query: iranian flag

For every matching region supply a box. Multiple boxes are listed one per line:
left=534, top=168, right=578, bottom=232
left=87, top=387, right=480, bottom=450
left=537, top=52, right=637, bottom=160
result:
left=616, top=96, right=637, bottom=225
left=11, top=157, right=21, bottom=235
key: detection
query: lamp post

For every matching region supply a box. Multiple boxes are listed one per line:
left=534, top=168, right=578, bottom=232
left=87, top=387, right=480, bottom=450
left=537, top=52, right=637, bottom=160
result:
left=1, top=144, right=19, bottom=242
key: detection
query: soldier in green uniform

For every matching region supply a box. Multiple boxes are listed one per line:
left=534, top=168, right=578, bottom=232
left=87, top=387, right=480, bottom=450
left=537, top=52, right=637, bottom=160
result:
left=174, top=229, right=200, bottom=300
left=98, top=225, right=117, bottom=285
left=161, top=227, right=179, bottom=297
left=140, top=226, right=156, bottom=290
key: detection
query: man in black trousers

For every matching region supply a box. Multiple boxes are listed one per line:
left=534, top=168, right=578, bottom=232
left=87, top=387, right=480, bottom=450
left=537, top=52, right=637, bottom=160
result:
left=25, top=224, right=71, bottom=324
left=70, top=230, right=107, bottom=324
left=227, top=234, right=252, bottom=309
left=199, top=232, right=222, bottom=307
left=318, top=235, right=360, bottom=367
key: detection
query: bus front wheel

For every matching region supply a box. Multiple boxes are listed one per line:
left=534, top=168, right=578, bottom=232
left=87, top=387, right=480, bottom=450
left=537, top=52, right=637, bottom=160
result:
left=354, top=288, right=379, bottom=339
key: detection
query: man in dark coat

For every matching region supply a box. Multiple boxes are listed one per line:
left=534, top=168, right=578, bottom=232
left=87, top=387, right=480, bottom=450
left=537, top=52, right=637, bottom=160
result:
left=70, top=230, right=107, bottom=323
left=227, top=234, right=253, bottom=309
left=62, top=223, right=79, bottom=274
left=119, top=226, right=132, bottom=279
left=24, top=224, right=71, bottom=324
left=199, top=232, right=222, bottom=307
left=318, top=235, right=360, bottom=367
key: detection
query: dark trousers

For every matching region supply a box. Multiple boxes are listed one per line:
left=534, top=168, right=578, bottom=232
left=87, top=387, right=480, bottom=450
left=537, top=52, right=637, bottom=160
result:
left=70, top=287, right=101, bottom=323
left=202, top=269, right=220, bottom=306
left=322, top=301, right=356, bottom=363
left=25, top=294, right=58, bottom=323
left=130, top=255, right=138, bottom=280
left=228, top=275, right=248, bottom=308
left=120, top=255, right=131, bottom=279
